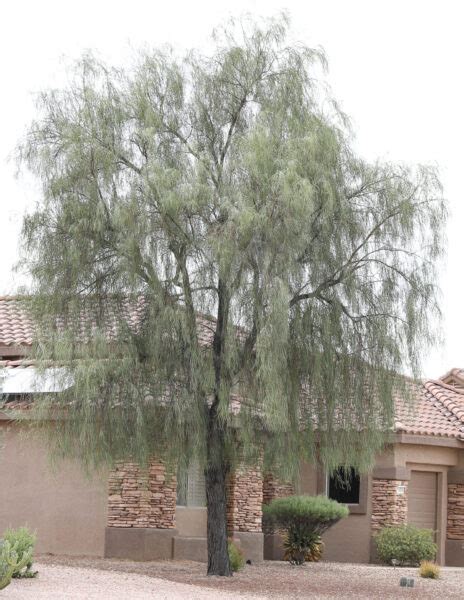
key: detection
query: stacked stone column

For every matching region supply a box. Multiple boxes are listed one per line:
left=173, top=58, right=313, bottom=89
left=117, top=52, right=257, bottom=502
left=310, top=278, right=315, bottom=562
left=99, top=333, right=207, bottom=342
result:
left=107, top=460, right=176, bottom=528
left=447, top=483, right=464, bottom=539
left=371, top=479, right=408, bottom=532
left=105, top=459, right=178, bottom=561
left=262, top=472, right=295, bottom=560
left=226, top=464, right=265, bottom=562
left=446, top=472, right=464, bottom=566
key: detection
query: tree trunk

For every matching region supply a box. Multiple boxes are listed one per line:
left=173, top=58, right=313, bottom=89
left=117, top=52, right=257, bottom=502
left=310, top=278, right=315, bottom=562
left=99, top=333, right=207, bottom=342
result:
left=205, top=408, right=231, bottom=576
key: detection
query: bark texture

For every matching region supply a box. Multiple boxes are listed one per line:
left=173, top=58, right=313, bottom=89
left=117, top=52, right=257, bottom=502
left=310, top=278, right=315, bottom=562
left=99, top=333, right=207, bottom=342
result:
left=205, top=409, right=231, bottom=576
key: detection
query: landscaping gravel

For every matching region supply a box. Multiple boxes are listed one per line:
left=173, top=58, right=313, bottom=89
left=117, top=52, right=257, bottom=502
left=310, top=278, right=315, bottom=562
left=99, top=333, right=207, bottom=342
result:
left=1, top=563, right=268, bottom=599
left=2, top=556, right=463, bottom=599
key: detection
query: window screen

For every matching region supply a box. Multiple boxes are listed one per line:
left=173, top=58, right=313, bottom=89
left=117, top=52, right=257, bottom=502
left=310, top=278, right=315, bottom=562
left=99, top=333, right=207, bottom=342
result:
left=176, top=462, right=206, bottom=507
left=328, top=467, right=360, bottom=504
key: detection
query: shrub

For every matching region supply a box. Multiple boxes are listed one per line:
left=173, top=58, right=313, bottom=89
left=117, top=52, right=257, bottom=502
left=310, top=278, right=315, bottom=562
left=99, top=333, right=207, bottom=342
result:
left=3, top=527, right=37, bottom=578
left=228, top=539, right=245, bottom=572
left=419, top=561, right=440, bottom=579
left=263, top=495, right=349, bottom=565
left=283, top=529, right=324, bottom=564
left=374, top=525, right=437, bottom=566
left=0, top=539, right=33, bottom=590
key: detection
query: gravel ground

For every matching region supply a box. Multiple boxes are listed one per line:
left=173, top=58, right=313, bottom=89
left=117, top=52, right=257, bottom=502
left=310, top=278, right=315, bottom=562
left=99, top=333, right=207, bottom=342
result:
left=1, top=564, right=268, bottom=599
left=2, top=556, right=463, bottom=599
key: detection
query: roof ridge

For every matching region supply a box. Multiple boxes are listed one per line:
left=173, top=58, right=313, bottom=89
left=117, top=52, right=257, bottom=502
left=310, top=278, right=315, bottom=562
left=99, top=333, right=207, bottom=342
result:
left=425, top=379, right=464, bottom=395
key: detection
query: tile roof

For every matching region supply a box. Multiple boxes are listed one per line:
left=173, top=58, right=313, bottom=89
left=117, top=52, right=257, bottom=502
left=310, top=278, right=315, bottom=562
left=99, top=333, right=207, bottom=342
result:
left=394, top=379, right=464, bottom=440
left=0, top=297, right=35, bottom=347
left=1, top=298, right=464, bottom=441
left=0, top=296, right=215, bottom=351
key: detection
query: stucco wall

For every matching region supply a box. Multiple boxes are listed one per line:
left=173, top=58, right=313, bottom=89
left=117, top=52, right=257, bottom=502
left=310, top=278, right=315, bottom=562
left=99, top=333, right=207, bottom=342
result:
left=176, top=506, right=206, bottom=536
left=0, top=423, right=108, bottom=556
left=298, top=462, right=373, bottom=563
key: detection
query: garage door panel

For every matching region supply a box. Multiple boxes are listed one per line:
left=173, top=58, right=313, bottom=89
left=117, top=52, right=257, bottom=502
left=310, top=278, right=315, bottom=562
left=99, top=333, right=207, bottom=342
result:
left=407, top=471, right=437, bottom=532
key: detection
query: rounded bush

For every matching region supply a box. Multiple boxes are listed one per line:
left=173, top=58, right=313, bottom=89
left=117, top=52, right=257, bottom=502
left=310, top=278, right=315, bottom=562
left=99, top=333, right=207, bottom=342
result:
left=374, top=525, right=437, bottom=566
left=263, top=495, right=349, bottom=533
left=263, top=495, right=349, bottom=565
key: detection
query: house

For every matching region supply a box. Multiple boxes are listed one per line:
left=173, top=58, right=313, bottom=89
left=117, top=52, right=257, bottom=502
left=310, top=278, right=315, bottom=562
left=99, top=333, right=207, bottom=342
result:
left=0, top=296, right=464, bottom=566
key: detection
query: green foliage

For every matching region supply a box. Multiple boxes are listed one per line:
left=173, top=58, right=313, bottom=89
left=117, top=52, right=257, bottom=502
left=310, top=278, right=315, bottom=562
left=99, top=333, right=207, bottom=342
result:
left=374, top=525, right=437, bottom=566
left=14, top=13, right=446, bottom=574
left=283, top=530, right=323, bottom=565
left=264, top=495, right=349, bottom=530
left=0, top=538, right=34, bottom=590
left=264, top=495, right=348, bottom=565
left=3, top=527, right=37, bottom=578
left=228, top=539, right=245, bottom=572
left=419, top=560, right=440, bottom=579
left=16, top=14, right=446, bottom=478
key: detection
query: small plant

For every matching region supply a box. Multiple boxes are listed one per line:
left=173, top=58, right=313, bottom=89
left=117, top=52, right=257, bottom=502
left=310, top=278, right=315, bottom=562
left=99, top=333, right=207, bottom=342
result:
left=228, top=539, right=245, bottom=572
left=263, top=495, right=349, bottom=565
left=283, top=529, right=324, bottom=564
left=2, top=527, right=37, bottom=579
left=374, top=525, right=437, bottom=566
left=419, top=561, right=440, bottom=579
left=0, top=539, right=33, bottom=590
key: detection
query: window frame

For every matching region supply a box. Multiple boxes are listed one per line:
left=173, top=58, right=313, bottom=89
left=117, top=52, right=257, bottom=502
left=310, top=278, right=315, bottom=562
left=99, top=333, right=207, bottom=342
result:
left=326, top=467, right=361, bottom=506
left=319, top=467, right=368, bottom=515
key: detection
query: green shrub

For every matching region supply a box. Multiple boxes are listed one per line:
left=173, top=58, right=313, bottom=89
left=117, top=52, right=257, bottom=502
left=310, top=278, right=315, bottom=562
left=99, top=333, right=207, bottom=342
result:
left=263, top=495, right=349, bottom=565
left=283, top=529, right=324, bottom=564
left=374, top=525, right=437, bottom=566
left=0, top=538, right=33, bottom=590
left=419, top=561, right=440, bottom=579
left=228, top=539, right=245, bottom=572
left=3, top=527, right=37, bottom=578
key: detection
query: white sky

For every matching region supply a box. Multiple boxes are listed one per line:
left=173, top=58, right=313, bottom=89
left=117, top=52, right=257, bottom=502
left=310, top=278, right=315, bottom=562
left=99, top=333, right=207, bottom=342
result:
left=1, top=0, right=462, bottom=377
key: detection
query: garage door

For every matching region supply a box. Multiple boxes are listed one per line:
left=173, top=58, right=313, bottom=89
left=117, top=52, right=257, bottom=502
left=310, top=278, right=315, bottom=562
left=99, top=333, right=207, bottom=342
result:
left=407, top=471, right=437, bottom=532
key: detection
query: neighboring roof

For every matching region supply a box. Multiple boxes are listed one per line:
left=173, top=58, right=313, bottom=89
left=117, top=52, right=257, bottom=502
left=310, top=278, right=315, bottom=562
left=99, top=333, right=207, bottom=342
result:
left=440, top=368, right=464, bottom=391
left=0, top=296, right=215, bottom=352
left=0, top=296, right=35, bottom=347
left=1, top=297, right=463, bottom=441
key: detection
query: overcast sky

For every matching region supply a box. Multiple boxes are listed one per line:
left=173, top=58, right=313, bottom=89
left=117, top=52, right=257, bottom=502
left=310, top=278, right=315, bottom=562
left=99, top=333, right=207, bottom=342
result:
left=1, top=0, right=462, bottom=377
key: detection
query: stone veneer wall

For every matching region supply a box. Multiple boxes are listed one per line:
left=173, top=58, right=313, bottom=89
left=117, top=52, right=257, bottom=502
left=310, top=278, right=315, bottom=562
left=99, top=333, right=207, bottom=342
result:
left=226, top=466, right=263, bottom=533
left=371, top=479, right=408, bottom=532
left=262, top=473, right=294, bottom=505
left=107, top=461, right=176, bottom=528
left=447, top=483, right=464, bottom=539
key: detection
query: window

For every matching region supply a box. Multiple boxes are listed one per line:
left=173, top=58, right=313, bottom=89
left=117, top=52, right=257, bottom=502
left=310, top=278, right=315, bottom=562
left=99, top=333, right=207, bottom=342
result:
left=328, top=467, right=360, bottom=504
left=176, top=462, right=206, bottom=507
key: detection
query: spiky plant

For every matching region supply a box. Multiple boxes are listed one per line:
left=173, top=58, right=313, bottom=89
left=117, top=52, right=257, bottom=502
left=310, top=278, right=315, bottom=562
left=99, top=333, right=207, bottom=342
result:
left=0, top=539, right=33, bottom=590
left=283, top=530, right=323, bottom=565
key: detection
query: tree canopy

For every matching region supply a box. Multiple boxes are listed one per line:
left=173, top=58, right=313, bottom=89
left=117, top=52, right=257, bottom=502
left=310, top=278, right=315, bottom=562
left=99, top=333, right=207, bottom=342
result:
left=17, top=15, right=445, bottom=575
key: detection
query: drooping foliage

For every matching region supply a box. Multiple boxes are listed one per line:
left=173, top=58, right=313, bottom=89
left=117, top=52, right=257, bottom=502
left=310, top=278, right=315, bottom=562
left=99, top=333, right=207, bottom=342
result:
left=17, top=15, right=444, bottom=483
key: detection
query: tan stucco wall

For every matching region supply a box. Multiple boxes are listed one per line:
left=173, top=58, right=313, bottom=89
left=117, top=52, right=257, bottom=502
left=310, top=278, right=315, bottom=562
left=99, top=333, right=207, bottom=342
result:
left=297, top=462, right=373, bottom=563
left=175, top=506, right=207, bottom=536
left=0, top=423, right=108, bottom=556
left=393, top=443, right=460, bottom=468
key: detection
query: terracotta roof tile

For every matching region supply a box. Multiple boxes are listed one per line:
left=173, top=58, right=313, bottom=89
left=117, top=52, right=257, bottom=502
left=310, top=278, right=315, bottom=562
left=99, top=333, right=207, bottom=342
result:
left=0, top=297, right=35, bottom=347
left=394, top=378, right=464, bottom=440
left=0, top=296, right=215, bottom=351
left=1, top=298, right=464, bottom=440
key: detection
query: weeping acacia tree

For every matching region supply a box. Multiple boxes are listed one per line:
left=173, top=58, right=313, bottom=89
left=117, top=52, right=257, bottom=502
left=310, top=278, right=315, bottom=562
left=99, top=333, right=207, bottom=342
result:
left=17, top=16, right=445, bottom=576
